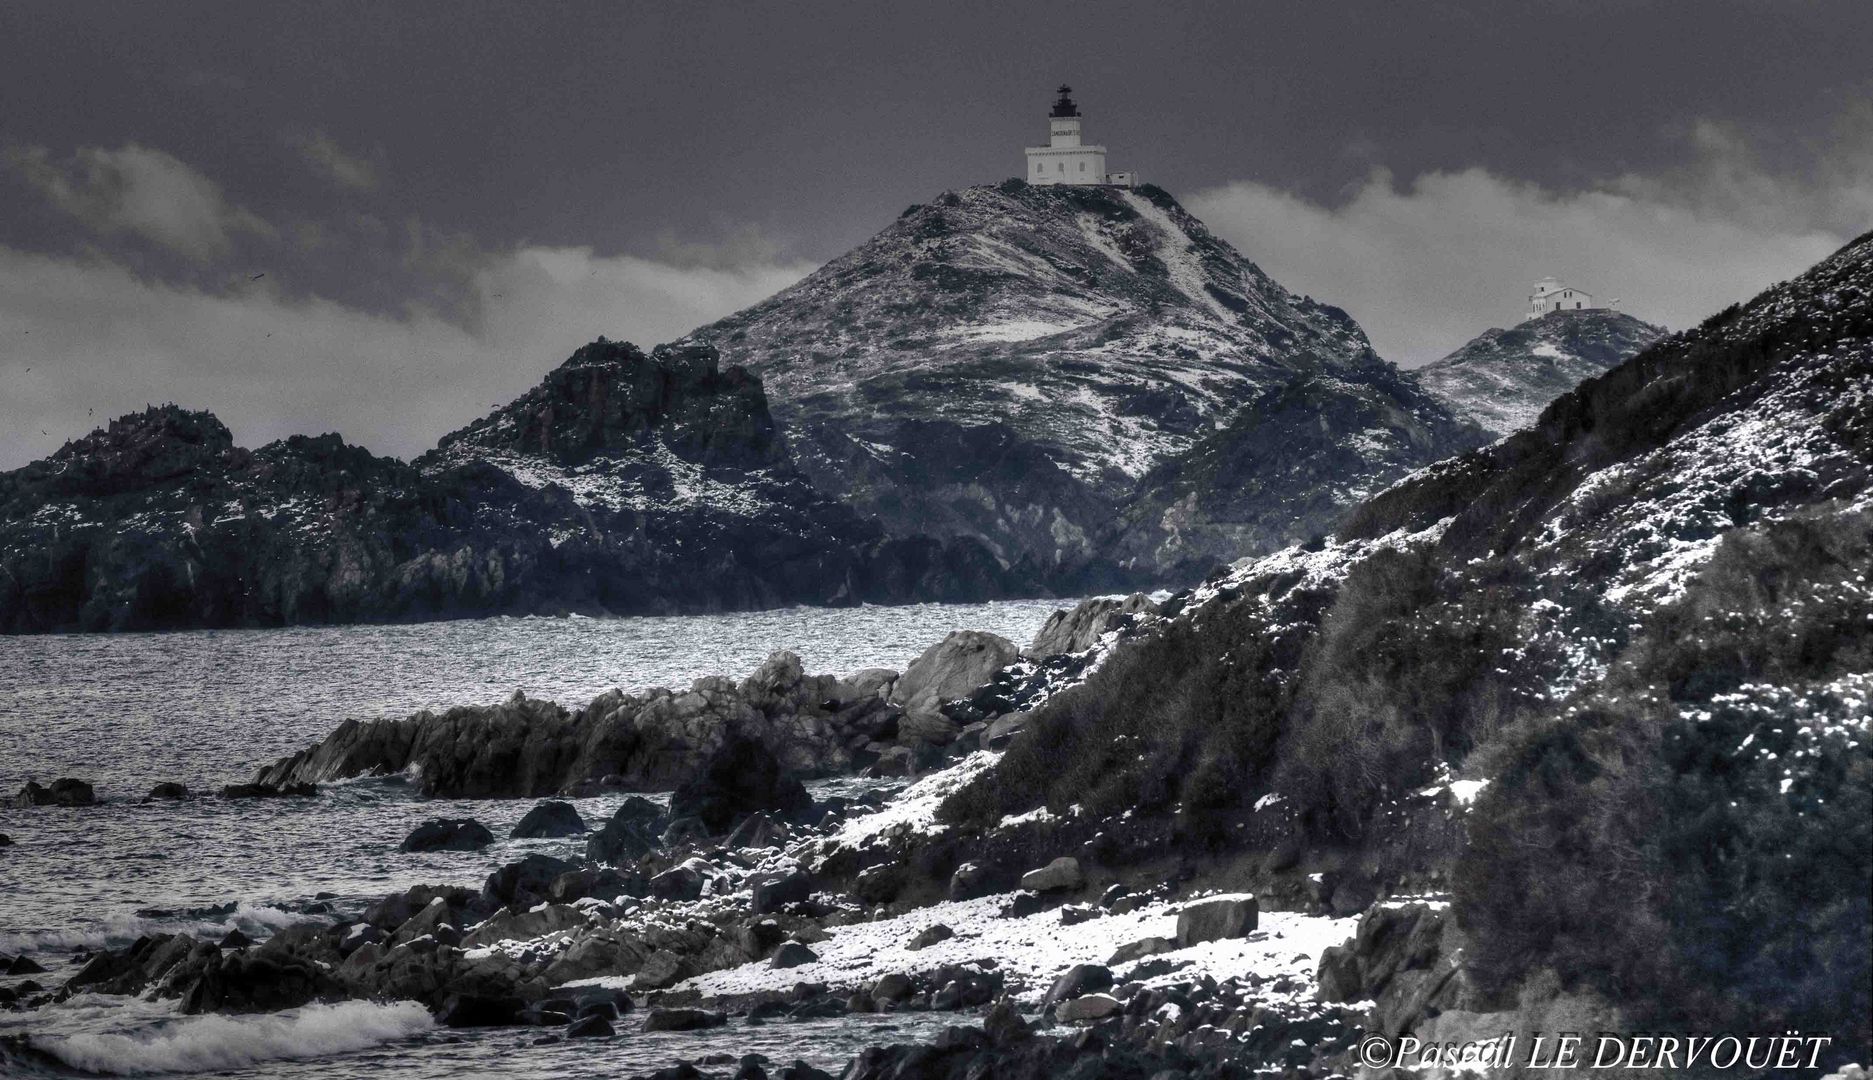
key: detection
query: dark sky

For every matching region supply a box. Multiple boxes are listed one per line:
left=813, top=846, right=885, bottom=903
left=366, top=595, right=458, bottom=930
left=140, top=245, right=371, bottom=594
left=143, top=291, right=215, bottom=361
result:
left=2, top=0, right=1869, bottom=465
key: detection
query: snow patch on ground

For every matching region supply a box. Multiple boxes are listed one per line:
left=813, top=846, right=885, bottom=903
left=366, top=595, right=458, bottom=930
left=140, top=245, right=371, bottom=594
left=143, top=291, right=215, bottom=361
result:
left=667, top=891, right=1353, bottom=1008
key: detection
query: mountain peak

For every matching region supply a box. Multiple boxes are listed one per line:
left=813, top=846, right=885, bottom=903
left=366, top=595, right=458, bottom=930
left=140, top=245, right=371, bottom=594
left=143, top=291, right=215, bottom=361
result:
left=683, top=177, right=1424, bottom=581
left=1417, top=308, right=1667, bottom=437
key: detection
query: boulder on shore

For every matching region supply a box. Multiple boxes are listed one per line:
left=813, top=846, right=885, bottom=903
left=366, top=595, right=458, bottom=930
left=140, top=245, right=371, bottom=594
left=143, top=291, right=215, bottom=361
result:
left=511, top=800, right=586, bottom=839
left=13, top=778, right=95, bottom=808
left=908, top=924, right=955, bottom=951
left=1107, top=936, right=1175, bottom=966
left=1174, top=897, right=1258, bottom=948
left=750, top=870, right=814, bottom=915
left=1042, top=964, right=1113, bottom=1008
left=890, top=632, right=1019, bottom=738
left=586, top=804, right=661, bottom=866
left=724, top=811, right=789, bottom=849
left=400, top=818, right=495, bottom=853
left=769, top=941, right=818, bottom=969
left=1019, top=856, right=1083, bottom=893
left=145, top=782, right=190, bottom=801
left=1055, top=992, right=1121, bottom=1022
left=484, top=853, right=574, bottom=908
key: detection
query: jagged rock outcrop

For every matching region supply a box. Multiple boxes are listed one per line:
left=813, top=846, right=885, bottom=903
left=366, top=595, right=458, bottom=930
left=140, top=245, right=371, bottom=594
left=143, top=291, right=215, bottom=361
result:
left=892, top=631, right=1021, bottom=742
left=687, top=181, right=1484, bottom=586
left=254, top=649, right=905, bottom=796
left=1416, top=308, right=1668, bottom=437
left=1028, top=593, right=1156, bottom=657
left=0, top=343, right=1025, bottom=633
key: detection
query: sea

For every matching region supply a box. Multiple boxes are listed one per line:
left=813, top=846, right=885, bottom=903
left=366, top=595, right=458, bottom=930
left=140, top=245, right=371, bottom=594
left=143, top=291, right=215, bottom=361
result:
left=0, top=599, right=1069, bottom=1077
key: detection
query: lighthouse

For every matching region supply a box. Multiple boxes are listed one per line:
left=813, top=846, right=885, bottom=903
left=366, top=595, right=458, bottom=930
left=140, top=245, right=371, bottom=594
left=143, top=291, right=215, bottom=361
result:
left=1025, top=86, right=1135, bottom=188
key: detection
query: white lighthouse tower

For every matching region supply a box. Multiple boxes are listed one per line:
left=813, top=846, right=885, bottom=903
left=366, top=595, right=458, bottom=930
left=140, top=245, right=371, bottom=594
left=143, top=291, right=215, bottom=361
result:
left=1025, top=86, right=1135, bottom=187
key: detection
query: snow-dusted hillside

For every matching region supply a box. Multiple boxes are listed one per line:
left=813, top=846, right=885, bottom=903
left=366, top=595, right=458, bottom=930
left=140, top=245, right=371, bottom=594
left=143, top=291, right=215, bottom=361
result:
left=940, top=228, right=1873, bottom=1059
left=686, top=181, right=1481, bottom=582
left=1416, top=308, right=1666, bottom=437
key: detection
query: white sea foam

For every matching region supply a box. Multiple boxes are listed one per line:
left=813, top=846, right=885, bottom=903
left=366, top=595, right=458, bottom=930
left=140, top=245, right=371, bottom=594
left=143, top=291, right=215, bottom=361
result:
left=32, top=1001, right=433, bottom=1075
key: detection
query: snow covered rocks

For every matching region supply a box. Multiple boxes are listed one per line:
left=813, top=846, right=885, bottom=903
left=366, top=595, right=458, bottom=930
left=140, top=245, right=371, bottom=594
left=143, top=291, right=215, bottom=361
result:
left=1417, top=308, right=1666, bottom=437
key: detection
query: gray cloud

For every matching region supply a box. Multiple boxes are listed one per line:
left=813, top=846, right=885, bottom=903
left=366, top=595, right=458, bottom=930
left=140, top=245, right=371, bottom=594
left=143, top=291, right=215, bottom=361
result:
left=5, top=143, right=275, bottom=262
left=1187, top=121, right=1865, bottom=366
left=291, top=130, right=380, bottom=191
left=0, top=235, right=813, bottom=469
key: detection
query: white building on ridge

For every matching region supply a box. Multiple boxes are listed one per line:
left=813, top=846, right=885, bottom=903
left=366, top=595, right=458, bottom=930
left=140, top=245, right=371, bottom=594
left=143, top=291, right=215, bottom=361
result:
left=1526, top=277, right=1597, bottom=319
left=1025, top=86, right=1136, bottom=188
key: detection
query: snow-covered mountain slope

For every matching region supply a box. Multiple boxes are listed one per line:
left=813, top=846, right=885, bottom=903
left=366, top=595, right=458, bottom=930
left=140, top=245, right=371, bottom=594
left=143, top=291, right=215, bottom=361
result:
left=0, top=342, right=1021, bottom=633
left=684, top=181, right=1481, bottom=583
left=1415, top=308, right=1667, bottom=437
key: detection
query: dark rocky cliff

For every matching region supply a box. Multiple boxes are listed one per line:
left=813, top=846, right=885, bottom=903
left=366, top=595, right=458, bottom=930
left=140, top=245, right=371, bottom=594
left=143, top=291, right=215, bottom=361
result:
left=0, top=342, right=1019, bottom=632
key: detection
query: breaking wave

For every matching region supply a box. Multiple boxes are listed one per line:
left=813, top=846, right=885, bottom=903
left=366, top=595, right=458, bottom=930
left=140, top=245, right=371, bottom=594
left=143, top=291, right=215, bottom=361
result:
left=0, top=901, right=306, bottom=955
left=28, top=1001, right=434, bottom=1075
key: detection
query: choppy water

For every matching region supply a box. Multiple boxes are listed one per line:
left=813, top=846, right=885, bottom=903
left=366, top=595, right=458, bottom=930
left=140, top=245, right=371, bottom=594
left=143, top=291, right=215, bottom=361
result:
left=0, top=600, right=1068, bottom=1076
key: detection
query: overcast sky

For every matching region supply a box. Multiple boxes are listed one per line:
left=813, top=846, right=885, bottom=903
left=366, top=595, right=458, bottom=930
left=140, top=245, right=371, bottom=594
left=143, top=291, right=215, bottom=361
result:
left=2, top=0, right=1869, bottom=467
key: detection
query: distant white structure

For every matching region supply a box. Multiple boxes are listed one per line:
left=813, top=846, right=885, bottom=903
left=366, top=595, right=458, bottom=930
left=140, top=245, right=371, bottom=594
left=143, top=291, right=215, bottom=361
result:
left=1025, top=86, right=1136, bottom=188
left=1526, top=277, right=1597, bottom=319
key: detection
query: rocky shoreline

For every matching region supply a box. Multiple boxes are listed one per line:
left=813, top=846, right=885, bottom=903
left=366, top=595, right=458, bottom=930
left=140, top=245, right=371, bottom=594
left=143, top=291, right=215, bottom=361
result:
left=0, top=594, right=1424, bottom=1079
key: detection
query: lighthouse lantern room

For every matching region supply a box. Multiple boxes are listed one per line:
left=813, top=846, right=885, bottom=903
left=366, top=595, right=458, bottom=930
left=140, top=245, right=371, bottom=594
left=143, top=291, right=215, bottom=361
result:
left=1025, top=86, right=1135, bottom=188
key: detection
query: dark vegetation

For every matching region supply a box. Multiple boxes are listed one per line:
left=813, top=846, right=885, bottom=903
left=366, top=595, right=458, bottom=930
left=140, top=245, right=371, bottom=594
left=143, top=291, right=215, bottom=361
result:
left=1459, top=510, right=1873, bottom=1053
